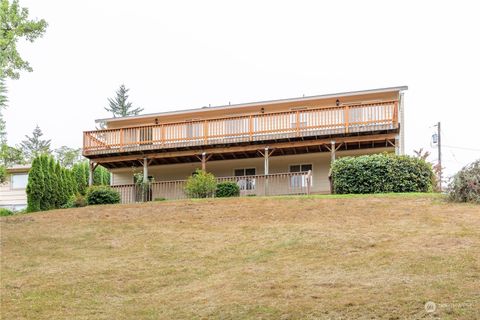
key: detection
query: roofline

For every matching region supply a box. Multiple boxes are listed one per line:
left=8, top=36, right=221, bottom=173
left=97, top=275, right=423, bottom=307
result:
left=96, top=85, right=408, bottom=123
left=6, top=165, right=31, bottom=173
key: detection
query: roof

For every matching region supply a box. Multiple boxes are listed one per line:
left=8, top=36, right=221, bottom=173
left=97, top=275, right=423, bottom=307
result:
left=6, top=164, right=31, bottom=173
left=96, top=85, right=408, bottom=123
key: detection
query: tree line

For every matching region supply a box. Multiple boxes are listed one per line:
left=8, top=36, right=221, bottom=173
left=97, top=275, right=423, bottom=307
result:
left=27, top=155, right=110, bottom=212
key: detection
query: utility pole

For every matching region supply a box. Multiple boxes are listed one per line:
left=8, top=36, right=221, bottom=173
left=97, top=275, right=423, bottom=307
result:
left=435, top=122, right=442, bottom=191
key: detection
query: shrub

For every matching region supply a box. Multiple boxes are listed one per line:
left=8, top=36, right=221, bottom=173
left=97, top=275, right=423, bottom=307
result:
left=332, top=153, right=434, bottom=194
left=0, top=208, right=14, bottom=217
left=86, top=186, right=121, bottom=205
left=64, top=194, right=88, bottom=208
left=216, top=181, right=240, bottom=197
left=448, top=160, right=480, bottom=204
left=0, top=165, right=6, bottom=183
left=185, top=169, right=217, bottom=198
left=154, top=197, right=166, bottom=201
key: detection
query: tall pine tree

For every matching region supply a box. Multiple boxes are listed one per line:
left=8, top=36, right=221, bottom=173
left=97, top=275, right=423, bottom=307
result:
left=19, top=125, right=51, bottom=162
left=105, top=84, right=143, bottom=117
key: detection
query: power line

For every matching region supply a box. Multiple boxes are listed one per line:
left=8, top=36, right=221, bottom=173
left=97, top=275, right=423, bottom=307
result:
left=443, top=145, right=480, bottom=152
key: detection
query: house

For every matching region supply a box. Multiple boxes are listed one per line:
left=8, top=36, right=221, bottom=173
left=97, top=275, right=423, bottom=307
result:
left=0, top=165, right=31, bottom=211
left=82, top=86, right=407, bottom=202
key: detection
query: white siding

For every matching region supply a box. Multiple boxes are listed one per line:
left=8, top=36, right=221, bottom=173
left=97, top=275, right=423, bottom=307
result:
left=0, top=181, right=28, bottom=210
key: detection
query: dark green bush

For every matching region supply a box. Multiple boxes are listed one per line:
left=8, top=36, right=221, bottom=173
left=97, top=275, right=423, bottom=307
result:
left=332, top=153, right=434, bottom=194
left=448, top=159, right=480, bottom=204
left=0, top=208, right=14, bottom=217
left=216, top=181, right=240, bottom=197
left=154, top=197, right=166, bottom=201
left=185, top=169, right=217, bottom=198
left=86, top=186, right=121, bottom=205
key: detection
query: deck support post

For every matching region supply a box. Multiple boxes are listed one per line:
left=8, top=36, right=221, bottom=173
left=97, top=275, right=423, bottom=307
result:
left=88, top=161, right=98, bottom=186
left=143, top=157, right=148, bottom=182
left=201, top=152, right=206, bottom=171
left=330, top=141, right=336, bottom=162
left=264, top=147, right=269, bottom=196
left=394, top=135, right=400, bottom=155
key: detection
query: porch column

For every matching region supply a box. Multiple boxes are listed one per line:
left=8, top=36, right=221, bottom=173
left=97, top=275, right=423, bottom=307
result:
left=329, top=141, right=335, bottom=194
left=201, top=152, right=206, bottom=171
left=264, top=147, right=269, bottom=175
left=263, top=147, right=271, bottom=196
left=88, top=161, right=97, bottom=186
left=394, top=135, right=400, bottom=155
left=330, top=141, right=336, bottom=162
left=143, top=157, right=148, bottom=182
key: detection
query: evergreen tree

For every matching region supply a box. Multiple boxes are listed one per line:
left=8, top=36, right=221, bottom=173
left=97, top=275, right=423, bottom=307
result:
left=39, top=155, right=53, bottom=210
left=19, top=125, right=51, bottom=161
left=105, top=84, right=143, bottom=117
left=68, top=169, right=78, bottom=195
left=72, top=162, right=87, bottom=195
left=26, top=157, right=44, bottom=212
left=59, top=167, right=69, bottom=207
left=50, top=157, right=59, bottom=207
left=54, top=162, right=63, bottom=208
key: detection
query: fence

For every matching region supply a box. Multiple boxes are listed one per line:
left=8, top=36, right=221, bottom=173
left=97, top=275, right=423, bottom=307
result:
left=111, top=171, right=312, bottom=204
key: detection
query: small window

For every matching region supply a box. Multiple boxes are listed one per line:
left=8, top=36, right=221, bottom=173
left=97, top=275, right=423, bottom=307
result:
left=234, top=168, right=256, bottom=176
left=11, top=173, right=28, bottom=189
left=289, top=164, right=312, bottom=188
left=233, top=168, right=256, bottom=190
left=289, top=164, right=312, bottom=173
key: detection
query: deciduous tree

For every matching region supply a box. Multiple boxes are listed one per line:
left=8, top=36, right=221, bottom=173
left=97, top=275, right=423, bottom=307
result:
left=0, top=0, right=48, bottom=79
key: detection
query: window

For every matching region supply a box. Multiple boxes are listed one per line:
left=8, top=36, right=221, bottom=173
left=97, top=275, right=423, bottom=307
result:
left=234, top=168, right=256, bottom=190
left=289, top=164, right=312, bottom=188
left=11, top=173, right=28, bottom=189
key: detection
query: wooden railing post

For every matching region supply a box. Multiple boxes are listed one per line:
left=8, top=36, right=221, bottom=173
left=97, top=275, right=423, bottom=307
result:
left=344, top=105, right=349, bottom=133
left=161, top=125, right=165, bottom=145
left=296, top=110, right=300, bottom=136
left=204, top=120, right=208, bottom=144
left=393, top=101, right=399, bottom=127
left=249, top=115, right=253, bottom=141
left=120, top=128, right=124, bottom=152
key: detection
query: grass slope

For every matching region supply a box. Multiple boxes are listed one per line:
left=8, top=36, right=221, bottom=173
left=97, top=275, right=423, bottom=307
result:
left=1, top=195, right=479, bottom=319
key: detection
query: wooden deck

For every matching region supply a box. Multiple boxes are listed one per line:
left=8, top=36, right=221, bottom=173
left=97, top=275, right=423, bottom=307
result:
left=83, top=101, right=398, bottom=156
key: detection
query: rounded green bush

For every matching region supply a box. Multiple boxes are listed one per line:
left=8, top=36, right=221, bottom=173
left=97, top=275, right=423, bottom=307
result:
left=185, top=169, right=217, bottom=198
left=331, top=153, right=434, bottom=194
left=216, top=181, right=240, bottom=197
left=86, top=186, right=121, bottom=205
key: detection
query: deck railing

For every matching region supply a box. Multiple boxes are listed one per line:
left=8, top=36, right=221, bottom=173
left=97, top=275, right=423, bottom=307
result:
left=84, top=101, right=398, bottom=155
left=111, top=171, right=312, bottom=203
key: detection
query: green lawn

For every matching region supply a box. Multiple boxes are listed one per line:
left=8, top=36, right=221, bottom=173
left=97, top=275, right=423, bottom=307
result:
left=1, top=194, right=479, bottom=319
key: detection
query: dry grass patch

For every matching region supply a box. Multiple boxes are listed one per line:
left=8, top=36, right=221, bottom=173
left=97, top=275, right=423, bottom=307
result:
left=1, top=195, right=479, bottom=319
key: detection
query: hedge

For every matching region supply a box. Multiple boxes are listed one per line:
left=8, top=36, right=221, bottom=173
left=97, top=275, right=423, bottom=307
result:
left=331, top=153, right=434, bottom=194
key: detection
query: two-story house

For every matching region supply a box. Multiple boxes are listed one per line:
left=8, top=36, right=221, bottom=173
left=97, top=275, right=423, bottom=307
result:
left=82, top=86, right=407, bottom=202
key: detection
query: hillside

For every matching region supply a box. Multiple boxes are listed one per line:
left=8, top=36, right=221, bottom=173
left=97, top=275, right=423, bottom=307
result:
left=1, top=195, right=479, bottom=319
